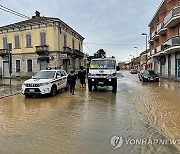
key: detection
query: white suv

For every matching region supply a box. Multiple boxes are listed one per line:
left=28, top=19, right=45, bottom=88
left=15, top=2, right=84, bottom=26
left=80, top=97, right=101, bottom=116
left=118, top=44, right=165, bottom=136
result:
left=22, top=69, right=69, bottom=97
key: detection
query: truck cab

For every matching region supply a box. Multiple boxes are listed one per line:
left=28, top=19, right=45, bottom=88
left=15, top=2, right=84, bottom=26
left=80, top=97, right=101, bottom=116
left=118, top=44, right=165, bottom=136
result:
left=88, top=57, right=118, bottom=92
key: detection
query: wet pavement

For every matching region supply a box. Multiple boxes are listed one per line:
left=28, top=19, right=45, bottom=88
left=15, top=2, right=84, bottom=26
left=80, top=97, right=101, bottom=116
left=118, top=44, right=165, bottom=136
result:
left=0, top=71, right=180, bottom=153
left=0, top=78, right=23, bottom=98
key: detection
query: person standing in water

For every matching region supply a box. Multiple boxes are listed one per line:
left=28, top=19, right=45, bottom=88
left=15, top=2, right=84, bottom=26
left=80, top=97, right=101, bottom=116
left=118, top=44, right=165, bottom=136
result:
left=67, top=69, right=77, bottom=95
left=78, top=66, right=86, bottom=89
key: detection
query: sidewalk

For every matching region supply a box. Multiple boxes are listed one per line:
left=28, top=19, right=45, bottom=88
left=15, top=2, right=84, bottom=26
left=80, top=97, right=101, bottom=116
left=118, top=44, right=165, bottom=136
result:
left=0, top=78, right=24, bottom=99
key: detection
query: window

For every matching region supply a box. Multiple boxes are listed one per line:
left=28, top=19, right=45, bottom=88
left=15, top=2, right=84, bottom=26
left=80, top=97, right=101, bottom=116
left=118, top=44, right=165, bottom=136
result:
left=26, top=33, right=32, bottom=47
left=3, top=36, right=7, bottom=49
left=14, top=35, right=20, bottom=49
left=27, top=59, right=32, bottom=72
left=40, top=32, right=46, bottom=46
left=72, top=39, right=75, bottom=50
left=64, top=34, right=67, bottom=47
left=16, top=60, right=20, bottom=72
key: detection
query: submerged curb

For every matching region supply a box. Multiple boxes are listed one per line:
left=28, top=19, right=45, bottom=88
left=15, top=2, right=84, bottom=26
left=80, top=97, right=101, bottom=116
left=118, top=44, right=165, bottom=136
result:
left=0, top=92, right=21, bottom=99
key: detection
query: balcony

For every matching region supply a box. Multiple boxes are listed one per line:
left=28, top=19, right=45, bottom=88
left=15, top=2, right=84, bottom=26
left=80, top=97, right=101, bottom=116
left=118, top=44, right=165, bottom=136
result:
left=148, top=35, right=153, bottom=43
left=72, top=49, right=84, bottom=58
left=164, top=5, right=180, bottom=28
left=164, top=36, right=180, bottom=53
left=0, top=49, right=8, bottom=57
left=151, top=30, right=159, bottom=40
left=35, top=45, right=49, bottom=55
left=63, top=46, right=72, bottom=55
left=156, top=22, right=167, bottom=35
left=156, top=45, right=164, bottom=53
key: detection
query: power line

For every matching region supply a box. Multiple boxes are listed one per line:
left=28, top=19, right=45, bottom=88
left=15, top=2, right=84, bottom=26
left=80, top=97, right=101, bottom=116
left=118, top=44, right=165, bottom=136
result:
left=83, top=43, right=94, bottom=53
left=0, top=4, right=30, bottom=19
left=84, top=42, right=145, bottom=46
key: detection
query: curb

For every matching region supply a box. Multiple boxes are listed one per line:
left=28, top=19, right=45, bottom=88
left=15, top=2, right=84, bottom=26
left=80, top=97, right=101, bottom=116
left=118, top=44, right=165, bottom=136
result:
left=0, top=92, right=22, bottom=99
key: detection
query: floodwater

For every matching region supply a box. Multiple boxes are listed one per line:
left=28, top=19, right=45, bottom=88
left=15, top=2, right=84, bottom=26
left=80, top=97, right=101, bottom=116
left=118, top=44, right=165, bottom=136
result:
left=0, top=71, right=179, bottom=154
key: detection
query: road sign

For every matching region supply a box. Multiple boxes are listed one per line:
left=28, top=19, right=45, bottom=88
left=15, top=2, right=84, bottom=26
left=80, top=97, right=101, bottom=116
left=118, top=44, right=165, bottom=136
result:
left=60, top=54, right=67, bottom=59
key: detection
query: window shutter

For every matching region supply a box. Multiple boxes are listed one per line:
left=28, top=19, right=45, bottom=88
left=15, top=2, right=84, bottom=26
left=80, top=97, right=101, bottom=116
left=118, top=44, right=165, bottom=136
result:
left=40, top=32, right=46, bottom=46
left=3, top=37, right=7, bottom=49
left=26, top=34, right=31, bottom=47
left=15, top=35, right=20, bottom=48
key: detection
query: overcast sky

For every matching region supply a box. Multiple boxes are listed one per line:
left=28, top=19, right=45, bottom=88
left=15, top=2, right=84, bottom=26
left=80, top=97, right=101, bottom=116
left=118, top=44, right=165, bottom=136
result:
left=0, top=0, right=162, bottom=62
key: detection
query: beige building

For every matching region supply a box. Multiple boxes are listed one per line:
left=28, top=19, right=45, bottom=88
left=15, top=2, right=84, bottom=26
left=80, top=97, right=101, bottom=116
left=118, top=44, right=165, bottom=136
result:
left=0, top=11, right=84, bottom=78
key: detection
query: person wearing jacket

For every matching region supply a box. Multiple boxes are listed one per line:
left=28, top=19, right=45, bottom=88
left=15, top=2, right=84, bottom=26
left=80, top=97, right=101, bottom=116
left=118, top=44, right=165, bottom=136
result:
left=67, top=69, right=77, bottom=95
left=78, top=66, right=86, bottom=89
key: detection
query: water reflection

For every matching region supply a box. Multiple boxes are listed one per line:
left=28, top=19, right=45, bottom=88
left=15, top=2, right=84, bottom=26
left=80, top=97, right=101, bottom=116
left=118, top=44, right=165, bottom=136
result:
left=126, top=71, right=180, bottom=151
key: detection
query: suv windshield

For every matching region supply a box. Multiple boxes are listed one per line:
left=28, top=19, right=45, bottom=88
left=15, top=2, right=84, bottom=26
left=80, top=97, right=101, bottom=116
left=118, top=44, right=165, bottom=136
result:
left=33, top=71, right=56, bottom=79
left=90, top=60, right=115, bottom=69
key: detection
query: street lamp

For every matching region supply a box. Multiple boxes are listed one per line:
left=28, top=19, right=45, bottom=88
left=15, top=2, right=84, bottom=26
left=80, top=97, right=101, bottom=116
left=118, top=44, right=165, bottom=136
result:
left=134, top=46, right=138, bottom=57
left=142, top=33, right=148, bottom=53
left=142, top=33, right=148, bottom=69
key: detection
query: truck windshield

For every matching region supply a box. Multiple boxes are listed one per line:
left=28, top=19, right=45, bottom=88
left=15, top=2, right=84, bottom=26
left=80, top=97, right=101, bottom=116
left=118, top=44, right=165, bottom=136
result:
left=90, top=60, right=115, bottom=69
left=33, top=71, right=56, bottom=79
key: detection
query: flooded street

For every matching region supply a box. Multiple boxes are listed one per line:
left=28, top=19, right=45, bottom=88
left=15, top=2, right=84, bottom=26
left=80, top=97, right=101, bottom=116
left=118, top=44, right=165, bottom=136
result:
left=0, top=71, right=180, bottom=154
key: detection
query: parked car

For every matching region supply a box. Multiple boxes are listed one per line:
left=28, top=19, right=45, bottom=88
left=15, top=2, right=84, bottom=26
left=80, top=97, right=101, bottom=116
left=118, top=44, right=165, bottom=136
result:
left=130, top=69, right=138, bottom=74
left=22, top=69, right=69, bottom=97
left=138, top=70, right=159, bottom=82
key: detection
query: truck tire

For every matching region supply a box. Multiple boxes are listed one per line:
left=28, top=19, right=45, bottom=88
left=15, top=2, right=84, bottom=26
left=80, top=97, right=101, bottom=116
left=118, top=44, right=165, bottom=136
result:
left=88, top=79, right=92, bottom=91
left=88, top=84, right=92, bottom=91
left=50, top=85, right=57, bottom=97
left=112, top=79, right=117, bottom=92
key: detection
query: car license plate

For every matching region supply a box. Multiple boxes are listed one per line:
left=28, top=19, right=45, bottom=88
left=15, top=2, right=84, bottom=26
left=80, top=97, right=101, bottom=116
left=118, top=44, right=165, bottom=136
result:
left=99, top=82, right=104, bottom=85
left=29, top=89, right=34, bottom=92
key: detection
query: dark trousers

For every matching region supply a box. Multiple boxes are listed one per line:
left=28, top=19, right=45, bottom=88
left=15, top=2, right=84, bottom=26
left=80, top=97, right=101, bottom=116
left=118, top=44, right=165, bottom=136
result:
left=70, top=84, right=75, bottom=94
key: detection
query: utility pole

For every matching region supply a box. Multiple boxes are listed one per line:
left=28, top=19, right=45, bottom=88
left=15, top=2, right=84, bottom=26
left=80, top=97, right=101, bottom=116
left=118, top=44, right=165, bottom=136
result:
left=7, top=43, right=12, bottom=92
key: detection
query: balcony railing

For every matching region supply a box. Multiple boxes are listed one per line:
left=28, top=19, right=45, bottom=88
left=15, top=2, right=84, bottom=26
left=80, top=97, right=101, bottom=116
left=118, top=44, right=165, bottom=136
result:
left=72, top=49, right=84, bottom=58
left=0, top=49, right=8, bottom=57
left=35, top=45, right=49, bottom=55
left=156, top=45, right=164, bottom=52
left=152, top=31, right=156, bottom=38
left=164, top=5, right=180, bottom=26
left=157, top=22, right=165, bottom=33
left=63, top=46, right=72, bottom=54
left=151, top=49, right=155, bottom=55
left=164, top=36, right=180, bottom=49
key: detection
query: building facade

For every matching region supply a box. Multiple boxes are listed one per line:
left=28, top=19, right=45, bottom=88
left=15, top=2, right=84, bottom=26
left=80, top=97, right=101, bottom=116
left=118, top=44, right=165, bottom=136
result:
left=0, top=11, right=84, bottom=78
left=149, top=0, right=180, bottom=80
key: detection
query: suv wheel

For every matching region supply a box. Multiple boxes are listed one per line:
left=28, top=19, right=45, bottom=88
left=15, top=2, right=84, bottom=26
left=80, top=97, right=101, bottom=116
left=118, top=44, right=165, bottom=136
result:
left=50, top=86, right=57, bottom=97
left=65, top=84, right=69, bottom=91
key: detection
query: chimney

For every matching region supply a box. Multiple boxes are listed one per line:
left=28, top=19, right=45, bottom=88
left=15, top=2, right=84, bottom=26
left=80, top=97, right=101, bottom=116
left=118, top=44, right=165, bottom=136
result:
left=35, top=11, right=40, bottom=17
left=32, top=11, right=41, bottom=19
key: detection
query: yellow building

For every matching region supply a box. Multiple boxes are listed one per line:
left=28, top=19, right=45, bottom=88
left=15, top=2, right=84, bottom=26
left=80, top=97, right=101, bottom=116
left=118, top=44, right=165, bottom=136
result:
left=0, top=11, right=84, bottom=78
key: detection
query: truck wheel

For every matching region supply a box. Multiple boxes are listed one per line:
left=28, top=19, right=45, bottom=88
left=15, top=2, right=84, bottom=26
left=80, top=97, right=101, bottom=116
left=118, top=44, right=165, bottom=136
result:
left=94, top=84, right=97, bottom=91
left=88, top=79, right=92, bottom=91
left=50, top=86, right=57, bottom=97
left=112, top=79, right=117, bottom=92
left=88, top=84, right=92, bottom=91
